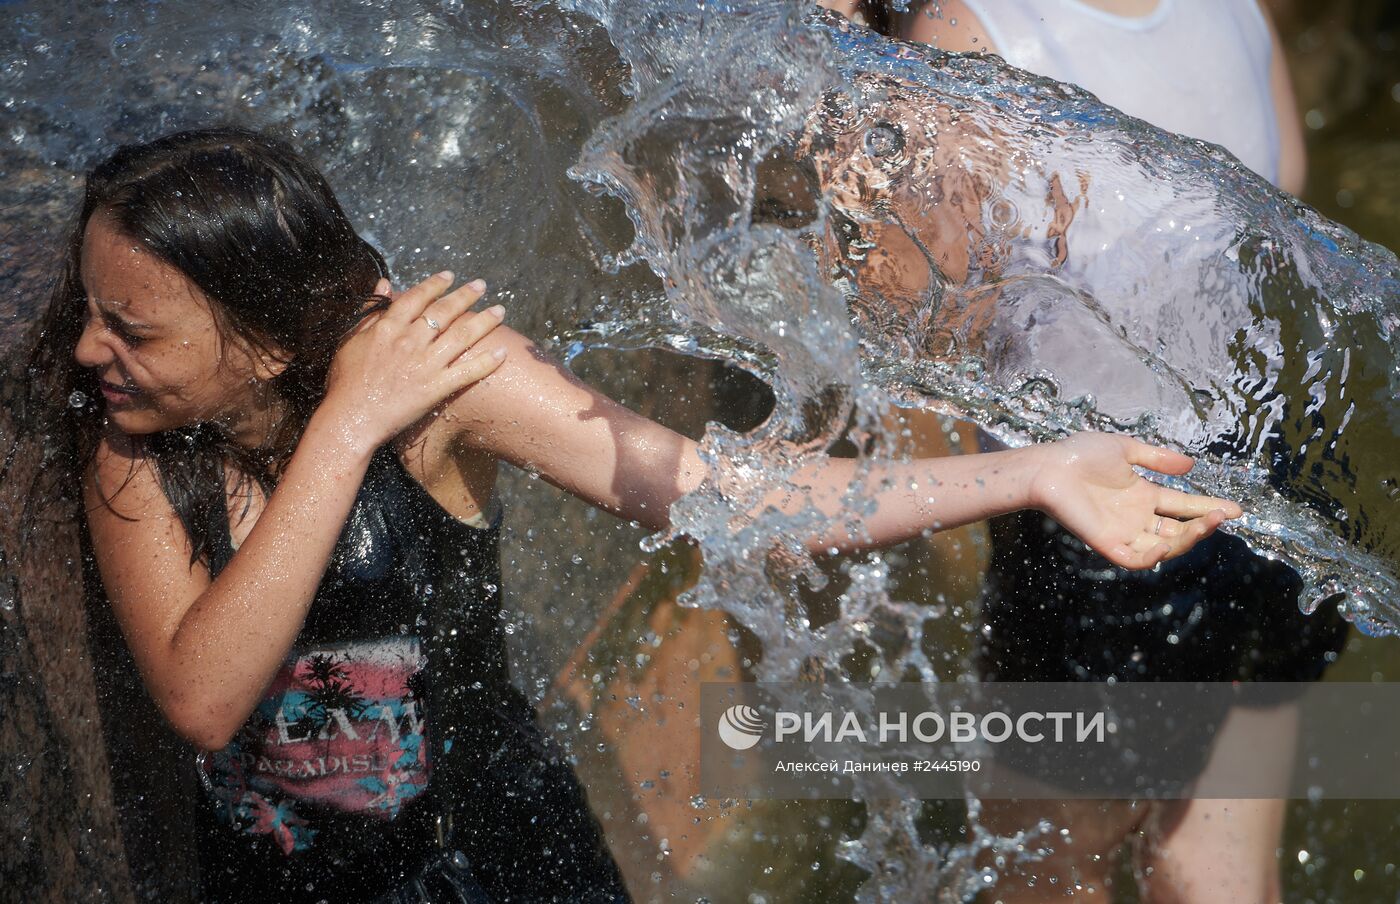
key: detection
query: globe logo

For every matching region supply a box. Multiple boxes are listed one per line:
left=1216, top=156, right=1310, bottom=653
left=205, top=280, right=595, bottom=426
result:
left=718, top=704, right=766, bottom=750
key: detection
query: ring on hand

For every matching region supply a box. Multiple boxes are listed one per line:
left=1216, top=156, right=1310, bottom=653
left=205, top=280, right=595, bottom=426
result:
left=422, top=315, right=441, bottom=331
left=1152, top=516, right=1164, bottom=536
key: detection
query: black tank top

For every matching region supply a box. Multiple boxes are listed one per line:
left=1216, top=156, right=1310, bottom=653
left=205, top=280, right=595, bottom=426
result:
left=197, top=446, right=628, bottom=902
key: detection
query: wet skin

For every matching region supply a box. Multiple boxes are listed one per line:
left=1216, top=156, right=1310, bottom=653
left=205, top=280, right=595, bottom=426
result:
left=74, top=211, right=287, bottom=446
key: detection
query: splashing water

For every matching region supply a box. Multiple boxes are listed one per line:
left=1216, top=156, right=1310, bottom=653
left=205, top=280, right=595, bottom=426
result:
left=563, top=4, right=1400, bottom=634
left=2, top=0, right=1398, bottom=899
left=800, top=18, right=1400, bottom=633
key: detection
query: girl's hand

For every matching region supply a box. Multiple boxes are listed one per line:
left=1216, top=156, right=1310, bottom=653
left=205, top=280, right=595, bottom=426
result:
left=1027, top=432, right=1243, bottom=570
left=320, top=272, right=506, bottom=451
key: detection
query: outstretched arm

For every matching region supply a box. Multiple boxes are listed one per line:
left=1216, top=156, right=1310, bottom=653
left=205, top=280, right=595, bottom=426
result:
left=442, top=326, right=1238, bottom=569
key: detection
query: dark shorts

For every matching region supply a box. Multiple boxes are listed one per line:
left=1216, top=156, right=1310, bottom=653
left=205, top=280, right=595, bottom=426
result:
left=974, top=511, right=1350, bottom=791
left=976, top=511, right=1349, bottom=690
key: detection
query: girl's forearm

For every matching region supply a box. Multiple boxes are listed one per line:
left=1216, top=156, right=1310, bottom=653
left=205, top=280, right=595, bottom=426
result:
left=772, top=446, right=1040, bottom=553
left=163, top=409, right=375, bottom=749
left=442, top=331, right=1039, bottom=552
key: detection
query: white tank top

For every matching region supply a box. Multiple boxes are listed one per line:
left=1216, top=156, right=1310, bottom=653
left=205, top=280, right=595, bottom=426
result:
left=962, top=0, right=1282, bottom=185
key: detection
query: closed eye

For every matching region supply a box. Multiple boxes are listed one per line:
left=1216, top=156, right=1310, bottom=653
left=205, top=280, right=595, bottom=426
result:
left=86, top=297, right=150, bottom=346
left=106, top=316, right=145, bottom=346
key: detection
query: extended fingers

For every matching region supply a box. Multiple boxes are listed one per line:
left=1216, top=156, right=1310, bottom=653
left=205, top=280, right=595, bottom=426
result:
left=1155, top=485, right=1243, bottom=520
left=386, top=270, right=456, bottom=324
left=419, top=278, right=487, bottom=337
left=434, top=303, right=506, bottom=364
left=1107, top=510, right=1225, bottom=570
left=1124, top=437, right=1195, bottom=476
left=1159, top=510, right=1226, bottom=561
left=441, top=345, right=508, bottom=394
left=1097, top=507, right=1228, bottom=570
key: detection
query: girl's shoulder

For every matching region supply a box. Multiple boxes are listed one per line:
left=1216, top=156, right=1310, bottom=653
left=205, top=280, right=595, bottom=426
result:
left=390, top=416, right=500, bottom=528
left=84, top=427, right=166, bottom=519
left=83, top=427, right=208, bottom=593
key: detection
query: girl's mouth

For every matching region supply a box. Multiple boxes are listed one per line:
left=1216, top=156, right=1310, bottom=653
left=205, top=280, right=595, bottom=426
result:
left=99, top=379, right=141, bottom=406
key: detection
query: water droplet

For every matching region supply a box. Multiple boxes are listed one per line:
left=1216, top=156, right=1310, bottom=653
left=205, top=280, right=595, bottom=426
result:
left=863, top=122, right=905, bottom=159
left=68, top=390, right=88, bottom=408
left=988, top=198, right=1019, bottom=228
left=820, top=90, right=858, bottom=132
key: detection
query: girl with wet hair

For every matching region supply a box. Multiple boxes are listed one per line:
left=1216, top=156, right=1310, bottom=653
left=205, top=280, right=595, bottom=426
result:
left=20, top=126, right=1238, bottom=902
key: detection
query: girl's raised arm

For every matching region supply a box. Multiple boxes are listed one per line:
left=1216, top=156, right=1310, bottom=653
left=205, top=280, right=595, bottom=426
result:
left=85, top=275, right=506, bottom=751
left=442, top=325, right=1240, bottom=570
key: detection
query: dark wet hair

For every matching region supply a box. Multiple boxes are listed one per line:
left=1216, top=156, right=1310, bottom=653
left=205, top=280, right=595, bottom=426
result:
left=18, top=126, right=388, bottom=565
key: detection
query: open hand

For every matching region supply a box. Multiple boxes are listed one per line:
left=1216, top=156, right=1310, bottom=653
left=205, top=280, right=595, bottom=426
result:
left=320, top=272, right=506, bottom=451
left=1028, top=433, right=1242, bottom=570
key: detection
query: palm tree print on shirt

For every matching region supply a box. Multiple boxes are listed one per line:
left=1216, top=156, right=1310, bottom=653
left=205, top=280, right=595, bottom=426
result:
left=290, top=653, right=371, bottom=741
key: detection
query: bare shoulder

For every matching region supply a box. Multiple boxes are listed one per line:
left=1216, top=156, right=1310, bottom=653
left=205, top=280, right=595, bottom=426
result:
left=434, top=325, right=591, bottom=442
left=901, top=0, right=998, bottom=55
left=392, top=327, right=567, bottom=516
left=83, top=428, right=169, bottom=521
left=82, top=426, right=206, bottom=565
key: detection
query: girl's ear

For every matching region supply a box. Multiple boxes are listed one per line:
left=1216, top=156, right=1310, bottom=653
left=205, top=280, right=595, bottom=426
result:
left=253, top=346, right=291, bottom=381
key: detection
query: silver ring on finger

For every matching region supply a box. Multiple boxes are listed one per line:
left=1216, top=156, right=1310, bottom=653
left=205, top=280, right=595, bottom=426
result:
left=1152, top=515, right=1164, bottom=536
left=422, top=315, right=442, bottom=332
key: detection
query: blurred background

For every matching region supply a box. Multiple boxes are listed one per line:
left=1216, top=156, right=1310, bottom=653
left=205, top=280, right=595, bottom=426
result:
left=1254, top=2, right=1400, bottom=900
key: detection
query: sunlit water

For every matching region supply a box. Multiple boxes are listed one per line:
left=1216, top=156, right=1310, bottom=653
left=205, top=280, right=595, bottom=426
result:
left=564, top=5, right=1400, bottom=632
left=2, top=0, right=1397, bottom=899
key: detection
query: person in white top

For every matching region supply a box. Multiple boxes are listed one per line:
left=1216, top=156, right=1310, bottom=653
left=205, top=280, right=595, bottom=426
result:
left=906, top=0, right=1306, bottom=195
left=894, top=2, right=1311, bottom=902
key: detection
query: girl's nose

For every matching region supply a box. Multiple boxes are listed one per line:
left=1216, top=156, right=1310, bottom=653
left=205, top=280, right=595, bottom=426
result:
left=73, top=314, right=114, bottom=369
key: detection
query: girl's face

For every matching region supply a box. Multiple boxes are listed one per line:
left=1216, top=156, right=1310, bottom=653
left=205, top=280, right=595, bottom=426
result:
left=74, top=212, right=283, bottom=444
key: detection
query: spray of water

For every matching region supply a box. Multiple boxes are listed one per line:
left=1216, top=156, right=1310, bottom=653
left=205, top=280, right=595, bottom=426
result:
left=557, top=3, right=1400, bottom=895
left=562, top=5, right=1400, bottom=636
